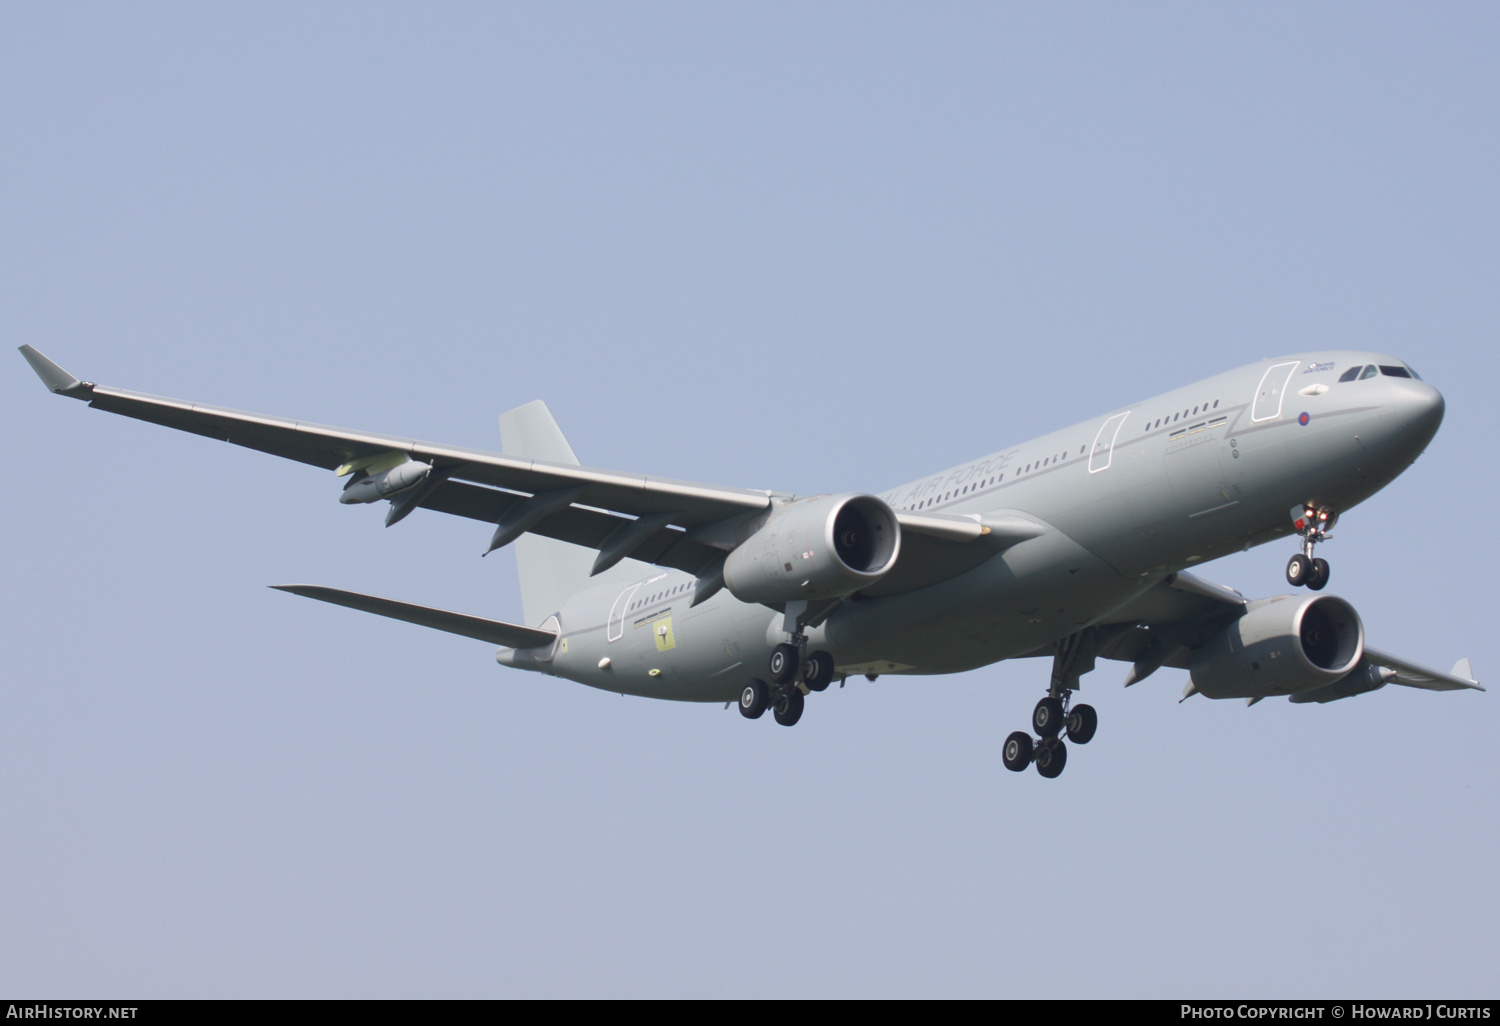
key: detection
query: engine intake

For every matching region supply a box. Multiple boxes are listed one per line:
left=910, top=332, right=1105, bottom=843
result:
left=722, top=493, right=900, bottom=604
left=1190, top=594, right=1364, bottom=700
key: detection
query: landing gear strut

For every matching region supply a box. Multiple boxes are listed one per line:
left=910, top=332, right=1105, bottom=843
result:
left=1286, top=505, right=1336, bottom=591
left=1002, top=630, right=1099, bottom=779
left=742, top=602, right=841, bottom=728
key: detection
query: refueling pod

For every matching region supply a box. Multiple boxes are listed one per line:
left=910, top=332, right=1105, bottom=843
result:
left=1190, top=594, right=1364, bottom=700
left=339, top=458, right=431, bottom=504
left=722, top=493, right=900, bottom=605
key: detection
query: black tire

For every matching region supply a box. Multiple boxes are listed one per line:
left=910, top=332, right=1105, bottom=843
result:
left=1286, top=553, right=1311, bottom=588
left=802, top=650, right=835, bottom=692
left=773, top=687, right=804, bottom=726
left=739, top=679, right=769, bottom=719
left=769, top=643, right=800, bottom=685
left=1002, top=731, right=1033, bottom=772
left=1035, top=739, right=1067, bottom=779
left=1306, top=558, right=1330, bottom=591
left=1033, top=697, right=1065, bottom=738
left=1066, top=703, right=1097, bottom=745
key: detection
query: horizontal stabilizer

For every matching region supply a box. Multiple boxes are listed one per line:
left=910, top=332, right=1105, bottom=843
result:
left=1364, top=647, right=1484, bottom=692
left=271, top=585, right=557, bottom=649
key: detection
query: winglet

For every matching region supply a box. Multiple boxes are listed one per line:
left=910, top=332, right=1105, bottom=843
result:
left=1452, top=658, right=1476, bottom=686
left=18, top=345, right=93, bottom=399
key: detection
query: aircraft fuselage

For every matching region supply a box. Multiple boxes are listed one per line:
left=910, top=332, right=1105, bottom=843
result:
left=506, top=350, right=1444, bottom=701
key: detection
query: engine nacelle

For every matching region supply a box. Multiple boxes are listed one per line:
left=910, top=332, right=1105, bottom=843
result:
left=722, top=493, right=900, bottom=605
left=1189, top=594, right=1364, bottom=700
left=1288, top=661, right=1394, bottom=704
left=339, top=459, right=431, bottom=504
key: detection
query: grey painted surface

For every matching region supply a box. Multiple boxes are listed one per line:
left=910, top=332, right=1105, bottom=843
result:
left=4, top=4, right=1495, bottom=999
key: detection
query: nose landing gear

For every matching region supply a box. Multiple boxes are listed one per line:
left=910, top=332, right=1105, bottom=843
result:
left=1286, top=505, right=1337, bottom=591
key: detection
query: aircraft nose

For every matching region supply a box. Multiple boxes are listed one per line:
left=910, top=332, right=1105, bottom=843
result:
left=1409, top=380, right=1444, bottom=431
left=1392, top=378, right=1445, bottom=448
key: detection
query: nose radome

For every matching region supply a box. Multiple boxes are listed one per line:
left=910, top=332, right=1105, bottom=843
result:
left=1398, top=379, right=1445, bottom=444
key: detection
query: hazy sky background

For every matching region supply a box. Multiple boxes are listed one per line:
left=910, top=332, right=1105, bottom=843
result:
left=3, top=3, right=1496, bottom=998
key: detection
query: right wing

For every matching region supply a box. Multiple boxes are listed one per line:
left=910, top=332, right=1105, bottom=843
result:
left=21, top=346, right=1008, bottom=595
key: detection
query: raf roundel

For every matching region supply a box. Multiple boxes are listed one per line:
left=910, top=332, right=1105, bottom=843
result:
left=1298, top=412, right=1311, bottom=426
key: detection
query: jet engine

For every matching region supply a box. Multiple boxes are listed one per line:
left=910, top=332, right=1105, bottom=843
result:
left=722, top=493, right=900, bottom=605
left=1189, top=594, right=1364, bottom=700
left=339, top=459, right=431, bottom=504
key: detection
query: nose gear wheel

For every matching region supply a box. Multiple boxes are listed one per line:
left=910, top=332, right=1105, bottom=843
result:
left=1287, top=505, right=1337, bottom=589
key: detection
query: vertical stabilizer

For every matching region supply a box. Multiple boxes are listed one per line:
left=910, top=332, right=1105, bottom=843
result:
left=499, top=401, right=597, bottom=626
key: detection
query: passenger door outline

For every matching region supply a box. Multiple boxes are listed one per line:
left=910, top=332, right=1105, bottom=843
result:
left=606, top=583, right=643, bottom=643
left=1089, top=412, right=1131, bottom=474
left=1252, top=361, right=1302, bottom=423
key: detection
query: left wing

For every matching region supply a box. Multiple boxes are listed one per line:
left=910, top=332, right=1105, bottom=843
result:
left=1360, top=650, right=1481, bottom=692
left=1089, top=571, right=1483, bottom=702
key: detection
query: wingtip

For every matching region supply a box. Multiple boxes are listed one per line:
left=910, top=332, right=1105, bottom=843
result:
left=18, top=345, right=93, bottom=399
left=1450, top=658, right=1483, bottom=691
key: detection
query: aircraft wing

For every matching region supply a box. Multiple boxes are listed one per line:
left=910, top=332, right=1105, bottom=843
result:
left=21, top=345, right=770, bottom=524
left=21, top=346, right=997, bottom=590
left=1361, top=650, right=1482, bottom=692
left=1087, top=570, right=1482, bottom=700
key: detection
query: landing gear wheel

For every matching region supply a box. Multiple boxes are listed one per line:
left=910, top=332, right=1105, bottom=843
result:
left=1066, top=703, right=1097, bottom=745
left=1035, top=739, right=1067, bottom=779
left=1306, top=557, right=1330, bottom=591
left=1002, top=731, right=1033, bottom=772
left=739, top=679, right=769, bottom=719
left=769, top=643, right=800, bottom=685
left=1032, top=697, right=1065, bottom=737
left=1286, top=553, right=1312, bottom=587
left=773, top=687, right=804, bottom=726
left=802, top=650, right=835, bottom=692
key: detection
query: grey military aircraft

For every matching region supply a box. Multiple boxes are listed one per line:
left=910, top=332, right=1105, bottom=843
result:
left=20, top=345, right=1482, bottom=778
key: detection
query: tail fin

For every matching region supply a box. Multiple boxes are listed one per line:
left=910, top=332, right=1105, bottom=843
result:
left=498, top=400, right=597, bottom=626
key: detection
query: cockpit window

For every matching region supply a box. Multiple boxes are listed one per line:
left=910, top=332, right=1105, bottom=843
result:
left=1379, top=365, right=1412, bottom=378
left=1338, top=366, right=1361, bottom=383
left=1359, top=365, right=1378, bottom=380
left=1406, top=365, right=1422, bottom=380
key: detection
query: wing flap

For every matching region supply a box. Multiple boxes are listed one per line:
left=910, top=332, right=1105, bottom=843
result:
left=417, top=479, right=726, bottom=576
left=272, top=585, right=556, bottom=649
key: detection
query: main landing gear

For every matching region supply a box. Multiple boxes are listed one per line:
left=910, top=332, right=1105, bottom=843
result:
left=1286, top=505, right=1337, bottom=591
left=739, top=639, right=838, bottom=728
left=1002, top=632, right=1100, bottom=779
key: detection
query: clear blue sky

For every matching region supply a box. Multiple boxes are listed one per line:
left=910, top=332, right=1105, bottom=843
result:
left=3, top=2, right=1495, bottom=997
